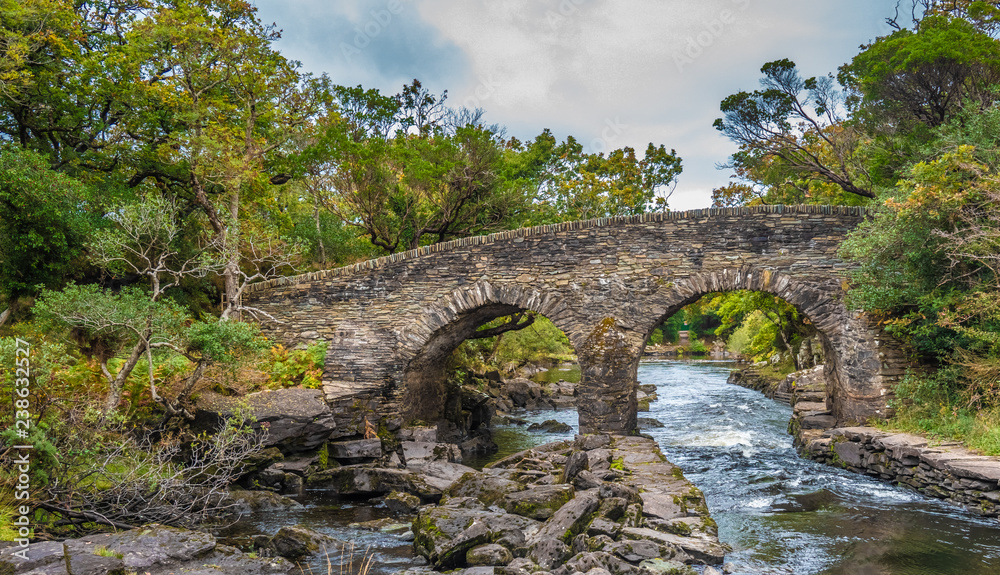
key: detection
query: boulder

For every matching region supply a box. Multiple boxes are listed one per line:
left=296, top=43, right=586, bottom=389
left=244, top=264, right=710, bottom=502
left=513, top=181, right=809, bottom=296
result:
left=328, top=438, right=382, bottom=463
left=637, top=417, right=665, bottom=429
left=444, top=473, right=523, bottom=506
left=221, top=489, right=303, bottom=516
left=413, top=503, right=539, bottom=569
left=403, top=441, right=463, bottom=466
left=799, top=414, right=837, bottom=429
left=399, top=426, right=438, bottom=442
left=621, top=527, right=726, bottom=565
left=561, top=450, right=590, bottom=483
left=466, top=544, right=513, bottom=566
left=527, top=538, right=571, bottom=571
left=638, top=558, right=697, bottom=574
left=421, top=461, right=479, bottom=491
left=639, top=492, right=685, bottom=521
left=0, top=525, right=296, bottom=575
left=266, top=525, right=345, bottom=560
left=502, top=484, right=575, bottom=520
left=531, top=490, right=600, bottom=544
left=527, top=420, right=573, bottom=433
left=306, top=466, right=441, bottom=501
left=194, top=388, right=339, bottom=453
left=385, top=491, right=422, bottom=515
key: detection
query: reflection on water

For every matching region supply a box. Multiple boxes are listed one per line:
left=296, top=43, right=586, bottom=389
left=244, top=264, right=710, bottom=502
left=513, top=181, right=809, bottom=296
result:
left=530, top=363, right=581, bottom=385
left=217, top=492, right=416, bottom=575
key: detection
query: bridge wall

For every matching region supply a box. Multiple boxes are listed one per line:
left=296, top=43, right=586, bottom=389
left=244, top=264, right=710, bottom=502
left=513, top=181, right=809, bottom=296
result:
left=244, top=206, right=908, bottom=434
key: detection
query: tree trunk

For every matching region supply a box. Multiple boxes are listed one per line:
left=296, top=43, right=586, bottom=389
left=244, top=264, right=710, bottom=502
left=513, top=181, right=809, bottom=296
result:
left=313, top=194, right=326, bottom=265
left=104, top=339, right=148, bottom=414
left=0, top=306, right=10, bottom=328
left=221, top=259, right=240, bottom=320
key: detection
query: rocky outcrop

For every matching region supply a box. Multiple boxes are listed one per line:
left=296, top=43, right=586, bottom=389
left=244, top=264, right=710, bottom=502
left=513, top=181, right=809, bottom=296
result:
left=194, top=388, right=342, bottom=453
left=799, top=427, right=1000, bottom=520
left=0, top=525, right=294, bottom=575
left=411, top=435, right=725, bottom=573
left=256, top=525, right=345, bottom=560
left=306, top=461, right=475, bottom=502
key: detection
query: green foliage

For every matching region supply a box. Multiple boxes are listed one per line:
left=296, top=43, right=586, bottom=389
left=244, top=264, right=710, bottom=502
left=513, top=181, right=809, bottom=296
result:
left=725, top=310, right=779, bottom=360
left=839, top=15, right=1000, bottom=129
left=886, top=369, right=1000, bottom=455
left=451, top=315, right=574, bottom=374
left=93, top=546, right=123, bottom=559
left=660, top=314, right=683, bottom=344
left=489, top=316, right=574, bottom=367
left=186, top=318, right=267, bottom=365
left=34, top=283, right=189, bottom=358
left=0, top=146, right=99, bottom=307
left=267, top=341, right=327, bottom=389
left=647, top=328, right=664, bottom=346
left=714, top=59, right=874, bottom=202
left=687, top=338, right=708, bottom=354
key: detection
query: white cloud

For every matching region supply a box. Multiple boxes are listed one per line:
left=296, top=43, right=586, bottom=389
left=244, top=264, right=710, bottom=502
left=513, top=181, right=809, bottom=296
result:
left=257, top=0, right=897, bottom=209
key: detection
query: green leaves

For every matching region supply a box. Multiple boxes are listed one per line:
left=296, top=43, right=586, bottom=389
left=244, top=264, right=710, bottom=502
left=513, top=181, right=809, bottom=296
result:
left=34, top=284, right=189, bottom=357
left=839, top=16, right=1000, bottom=128
left=185, top=318, right=266, bottom=365
left=0, top=146, right=97, bottom=304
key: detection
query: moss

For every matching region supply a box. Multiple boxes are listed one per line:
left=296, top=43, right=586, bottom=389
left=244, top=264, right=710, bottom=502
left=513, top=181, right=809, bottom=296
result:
left=610, top=457, right=625, bottom=471
left=670, top=466, right=684, bottom=479
left=317, top=441, right=330, bottom=470
left=665, top=521, right=692, bottom=536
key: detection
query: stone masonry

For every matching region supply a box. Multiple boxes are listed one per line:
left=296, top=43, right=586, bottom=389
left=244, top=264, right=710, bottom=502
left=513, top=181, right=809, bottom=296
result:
left=243, top=205, right=908, bottom=435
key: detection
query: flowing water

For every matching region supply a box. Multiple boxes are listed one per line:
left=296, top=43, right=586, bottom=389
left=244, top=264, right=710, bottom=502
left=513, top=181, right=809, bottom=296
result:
left=225, top=360, right=1000, bottom=574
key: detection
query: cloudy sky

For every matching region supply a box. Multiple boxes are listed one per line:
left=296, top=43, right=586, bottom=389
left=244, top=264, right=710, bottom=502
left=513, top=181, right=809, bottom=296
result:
left=254, top=0, right=899, bottom=210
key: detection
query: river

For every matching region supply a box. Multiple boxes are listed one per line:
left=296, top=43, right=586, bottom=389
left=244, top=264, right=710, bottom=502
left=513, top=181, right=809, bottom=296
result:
left=226, top=360, right=1000, bottom=574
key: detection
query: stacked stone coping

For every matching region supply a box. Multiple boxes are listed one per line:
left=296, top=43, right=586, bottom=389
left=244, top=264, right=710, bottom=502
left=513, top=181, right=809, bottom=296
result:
left=800, top=426, right=1000, bottom=519
left=244, top=204, right=868, bottom=294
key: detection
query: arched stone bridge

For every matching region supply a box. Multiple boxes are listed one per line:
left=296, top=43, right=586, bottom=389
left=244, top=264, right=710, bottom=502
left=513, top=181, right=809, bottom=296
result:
left=245, top=205, right=907, bottom=435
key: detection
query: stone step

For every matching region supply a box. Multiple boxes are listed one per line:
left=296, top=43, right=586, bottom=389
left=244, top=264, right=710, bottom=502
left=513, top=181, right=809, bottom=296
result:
left=772, top=391, right=793, bottom=405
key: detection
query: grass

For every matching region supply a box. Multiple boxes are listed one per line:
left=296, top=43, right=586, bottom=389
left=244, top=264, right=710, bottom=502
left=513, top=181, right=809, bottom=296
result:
left=0, top=490, right=20, bottom=541
left=302, top=542, right=375, bottom=575
left=879, top=404, right=1000, bottom=456
left=93, top=546, right=124, bottom=559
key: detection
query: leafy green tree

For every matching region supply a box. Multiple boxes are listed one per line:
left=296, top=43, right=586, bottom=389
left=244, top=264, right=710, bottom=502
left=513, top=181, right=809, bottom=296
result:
left=840, top=15, right=1000, bottom=130
left=310, top=86, right=530, bottom=254
left=116, top=0, right=329, bottom=315
left=715, top=59, right=874, bottom=200
left=0, top=146, right=97, bottom=327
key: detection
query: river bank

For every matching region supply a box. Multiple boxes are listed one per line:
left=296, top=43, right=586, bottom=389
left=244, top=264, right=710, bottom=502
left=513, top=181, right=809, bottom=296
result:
left=727, top=360, right=1000, bottom=522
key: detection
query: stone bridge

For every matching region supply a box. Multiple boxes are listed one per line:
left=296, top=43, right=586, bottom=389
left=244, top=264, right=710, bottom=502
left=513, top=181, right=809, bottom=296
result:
left=245, top=205, right=907, bottom=435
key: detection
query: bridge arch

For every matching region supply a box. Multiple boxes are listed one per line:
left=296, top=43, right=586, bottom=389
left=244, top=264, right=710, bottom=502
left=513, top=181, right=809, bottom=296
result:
left=636, top=267, right=890, bottom=423
left=397, top=281, right=585, bottom=424
left=244, top=205, right=909, bottom=436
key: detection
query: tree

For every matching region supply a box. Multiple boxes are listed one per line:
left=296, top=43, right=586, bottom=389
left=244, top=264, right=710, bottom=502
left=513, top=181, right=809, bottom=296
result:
left=34, top=194, right=270, bottom=416
left=706, top=290, right=810, bottom=367
left=121, top=0, right=329, bottom=317
left=715, top=59, right=874, bottom=200
left=534, top=139, right=683, bottom=220
left=0, top=146, right=96, bottom=327
left=839, top=15, right=1000, bottom=130
left=312, top=92, right=529, bottom=254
